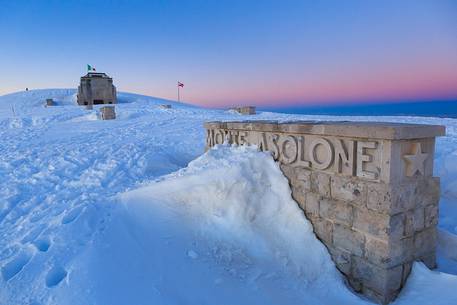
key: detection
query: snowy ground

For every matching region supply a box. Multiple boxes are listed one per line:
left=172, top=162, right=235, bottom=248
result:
left=1, top=89, right=457, bottom=305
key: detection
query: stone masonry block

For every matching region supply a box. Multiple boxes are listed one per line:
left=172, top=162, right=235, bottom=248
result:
left=416, top=177, right=440, bottom=207
left=364, top=238, right=391, bottom=268
left=320, top=198, right=353, bottom=226
left=361, top=287, right=385, bottom=305
left=291, top=186, right=305, bottom=210
left=329, top=247, right=352, bottom=275
left=366, top=178, right=439, bottom=215
left=304, top=192, right=320, bottom=219
left=404, top=207, right=427, bottom=237
left=413, top=207, right=425, bottom=231
left=331, top=176, right=365, bottom=204
left=348, top=277, right=363, bottom=292
left=414, top=227, right=437, bottom=258
left=333, top=224, right=365, bottom=257
left=311, top=172, right=331, bottom=198
left=364, top=237, right=413, bottom=268
left=280, top=164, right=296, bottom=181
left=353, top=208, right=404, bottom=240
left=367, top=182, right=416, bottom=214
left=295, top=168, right=312, bottom=192
left=419, top=252, right=437, bottom=269
left=424, top=204, right=439, bottom=228
left=404, top=210, right=414, bottom=237
left=313, top=218, right=333, bottom=246
left=352, top=256, right=403, bottom=302
left=366, top=182, right=393, bottom=214
left=401, top=262, right=413, bottom=286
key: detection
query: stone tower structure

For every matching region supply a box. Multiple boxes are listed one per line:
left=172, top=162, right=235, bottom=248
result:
left=77, top=72, right=117, bottom=106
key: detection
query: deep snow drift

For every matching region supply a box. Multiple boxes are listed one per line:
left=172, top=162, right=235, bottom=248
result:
left=1, top=89, right=457, bottom=305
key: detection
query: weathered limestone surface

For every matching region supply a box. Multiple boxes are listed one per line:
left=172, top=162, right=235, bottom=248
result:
left=204, top=120, right=445, bottom=304
left=100, top=106, right=116, bottom=120
left=230, top=106, right=256, bottom=115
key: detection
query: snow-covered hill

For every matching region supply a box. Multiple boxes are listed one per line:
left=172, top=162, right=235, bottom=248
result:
left=1, top=89, right=457, bottom=305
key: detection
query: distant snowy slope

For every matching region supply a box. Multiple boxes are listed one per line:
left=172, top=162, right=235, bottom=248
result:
left=1, top=89, right=457, bottom=305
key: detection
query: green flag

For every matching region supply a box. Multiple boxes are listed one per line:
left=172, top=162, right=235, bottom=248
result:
left=87, top=64, right=95, bottom=72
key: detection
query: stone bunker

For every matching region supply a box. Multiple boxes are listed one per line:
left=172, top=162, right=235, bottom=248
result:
left=204, top=120, right=445, bottom=304
left=77, top=72, right=117, bottom=106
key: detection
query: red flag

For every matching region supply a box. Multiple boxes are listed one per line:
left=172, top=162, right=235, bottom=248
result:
left=178, top=81, right=184, bottom=87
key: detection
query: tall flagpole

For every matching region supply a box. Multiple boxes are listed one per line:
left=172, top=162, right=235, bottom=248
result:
left=177, top=82, right=180, bottom=102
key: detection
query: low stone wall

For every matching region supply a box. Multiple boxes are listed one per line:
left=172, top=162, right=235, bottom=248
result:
left=230, top=106, right=256, bottom=115
left=204, top=120, right=445, bottom=304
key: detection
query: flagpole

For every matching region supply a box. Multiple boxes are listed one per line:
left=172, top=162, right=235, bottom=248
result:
left=177, top=83, right=180, bottom=102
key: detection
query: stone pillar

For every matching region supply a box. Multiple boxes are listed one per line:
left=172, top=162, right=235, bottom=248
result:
left=204, top=120, right=445, bottom=304
left=100, top=106, right=116, bottom=120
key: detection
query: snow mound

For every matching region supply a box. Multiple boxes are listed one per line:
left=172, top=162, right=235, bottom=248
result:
left=396, top=263, right=457, bottom=305
left=121, top=144, right=340, bottom=283
left=68, top=144, right=365, bottom=305
left=2, top=89, right=457, bottom=304
left=68, top=144, right=457, bottom=305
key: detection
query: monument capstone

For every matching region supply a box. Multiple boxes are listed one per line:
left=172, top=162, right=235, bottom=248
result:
left=204, top=120, right=445, bottom=304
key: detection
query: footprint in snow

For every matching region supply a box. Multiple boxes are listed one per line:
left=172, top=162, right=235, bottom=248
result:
left=61, top=206, right=83, bottom=225
left=45, top=265, right=67, bottom=288
left=33, top=237, right=51, bottom=252
left=187, top=250, right=199, bottom=259
left=1, top=250, right=33, bottom=281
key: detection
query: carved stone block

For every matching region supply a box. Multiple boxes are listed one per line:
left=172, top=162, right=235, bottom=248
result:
left=333, top=224, right=365, bottom=257
left=319, top=198, right=353, bottom=226
left=330, top=176, right=366, bottom=204
left=314, top=218, right=333, bottom=246
left=352, top=256, right=403, bottom=297
left=100, top=106, right=116, bottom=120
left=329, top=247, right=352, bottom=274
left=203, top=120, right=444, bottom=304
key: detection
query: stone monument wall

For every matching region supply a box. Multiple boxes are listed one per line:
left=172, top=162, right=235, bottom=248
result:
left=204, top=120, right=445, bottom=304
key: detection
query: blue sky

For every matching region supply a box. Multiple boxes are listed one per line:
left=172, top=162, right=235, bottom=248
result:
left=1, top=0, right=456, bottom=107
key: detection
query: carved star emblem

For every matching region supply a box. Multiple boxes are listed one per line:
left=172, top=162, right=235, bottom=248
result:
left=403, top=143, right=428, bottom=177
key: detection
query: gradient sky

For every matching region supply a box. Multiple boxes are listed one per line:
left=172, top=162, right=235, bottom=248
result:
left=0, top=0, right=456, bottom=108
